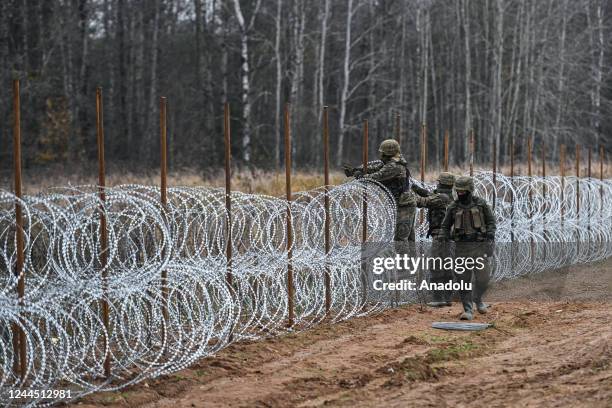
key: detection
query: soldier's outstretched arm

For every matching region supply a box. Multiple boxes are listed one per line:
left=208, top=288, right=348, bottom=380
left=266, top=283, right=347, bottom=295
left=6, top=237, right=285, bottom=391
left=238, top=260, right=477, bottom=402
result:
left=411, top=183, right=431, bottom=197
left=415, top=193, right=441, bottom=208
left=362, top=162, right=403, bottom=182
left=353, top=160, right=384, bottom=176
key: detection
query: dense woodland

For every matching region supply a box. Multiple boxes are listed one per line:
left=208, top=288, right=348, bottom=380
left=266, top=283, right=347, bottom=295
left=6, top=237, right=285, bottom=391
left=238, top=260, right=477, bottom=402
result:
left=0, top=0, right=611, bottom=175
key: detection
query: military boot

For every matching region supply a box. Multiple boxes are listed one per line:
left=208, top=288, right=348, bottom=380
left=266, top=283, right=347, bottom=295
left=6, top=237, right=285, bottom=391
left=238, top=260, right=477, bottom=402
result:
left=442, top=291, right=452, bottom=307
left=475, top=301, right=489, bottom=314
left=427, top=292, right=447, bottom=308
left=459, top=300, right=473, bottom=321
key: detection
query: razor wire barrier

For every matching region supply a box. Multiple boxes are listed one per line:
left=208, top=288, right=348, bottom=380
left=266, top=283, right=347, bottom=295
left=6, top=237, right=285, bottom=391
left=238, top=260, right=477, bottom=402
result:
left=0, top=172, right=611, bottom=406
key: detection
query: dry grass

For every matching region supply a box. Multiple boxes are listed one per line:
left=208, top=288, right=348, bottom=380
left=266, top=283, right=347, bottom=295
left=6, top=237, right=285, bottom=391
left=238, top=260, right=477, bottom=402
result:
left=2, top=160, right=610, bottom=197
left=4, top=167, right=347, bottom=197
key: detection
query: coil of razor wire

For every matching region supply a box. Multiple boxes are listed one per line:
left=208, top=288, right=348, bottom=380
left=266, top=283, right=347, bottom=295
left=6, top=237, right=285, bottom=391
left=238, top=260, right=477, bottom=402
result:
left=0, top=172, right=610, bottom=406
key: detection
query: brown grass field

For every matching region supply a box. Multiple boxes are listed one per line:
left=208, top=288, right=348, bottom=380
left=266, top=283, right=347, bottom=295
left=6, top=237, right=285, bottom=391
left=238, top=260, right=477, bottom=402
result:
left=1, top=159, right=610, bottom=197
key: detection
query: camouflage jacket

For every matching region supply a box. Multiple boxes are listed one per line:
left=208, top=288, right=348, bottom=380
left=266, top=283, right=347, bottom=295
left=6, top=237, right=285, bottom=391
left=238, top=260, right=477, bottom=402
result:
left=353, top=156, right=410, bottom=201
left=412, top=184, right=453, bottom=236
left=437, top=195, right=496, bottom=242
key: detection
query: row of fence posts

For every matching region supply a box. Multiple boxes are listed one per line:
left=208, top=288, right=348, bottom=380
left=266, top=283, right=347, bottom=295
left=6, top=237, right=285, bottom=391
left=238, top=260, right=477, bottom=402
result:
left=6, top=79, right=608, bottom=380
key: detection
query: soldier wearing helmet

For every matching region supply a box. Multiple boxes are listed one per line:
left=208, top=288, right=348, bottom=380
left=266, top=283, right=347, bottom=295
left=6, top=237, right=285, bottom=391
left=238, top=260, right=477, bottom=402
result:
left=438, top=175, right=496, bottom=320
left=343, top=139, right=416, bottom=241
left=411, top=172, right=456, bottom=307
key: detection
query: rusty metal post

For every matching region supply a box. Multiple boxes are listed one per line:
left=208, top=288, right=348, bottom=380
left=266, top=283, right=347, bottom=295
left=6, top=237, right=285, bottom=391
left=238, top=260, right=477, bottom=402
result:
left=159, top=97, right=169, bottom=323
left=443, top=130, right=449, bottom=172
left=527, top=136, right=534, bottom=259
left=469, top=128, right=475, bottom=176
left=96, top=87, right=111, bottom=378
left=12, top=79, right=27, bottom=379
left=395, top=113, right=401, bottom=145
left=576, top=145, right=580, bottom=251
left=284, top=104, right=294, bottom=327
left=492, top=135, right=497, bottom=210
left=576, top=145, right=580, bottom=216
left=541, top=140, right=547, bottom=264
left=160, top=97, right=168, bottom=206
left=588, top=147, right=592, bottom=235
left=362, top=120, right=369, bottom=243
left=541, top=140, right=547, bottom=237
left=510, top=136, right=515, bottom=243
left=527, top=136, right=533, bottom=211
left=600, top=147, right=604, bottom=220
left=361, top=120, right=370, bottom=306
left=420, top=123, right=425, bottom=183
left=560, top=144, right=566, bottom=224
left=224, top=103, right=233, bottom=288
left=419, top=123, right=426, bottom=224
left=323, top=106, right=331, bottom=315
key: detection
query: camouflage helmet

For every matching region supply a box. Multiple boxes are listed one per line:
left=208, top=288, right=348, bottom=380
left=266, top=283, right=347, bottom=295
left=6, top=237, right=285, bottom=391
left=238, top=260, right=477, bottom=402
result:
left=454, top=176, right=474, bottom=193
left=437, top=172, right=455, bottom=187
left=378, top=139, right=401, bottom=156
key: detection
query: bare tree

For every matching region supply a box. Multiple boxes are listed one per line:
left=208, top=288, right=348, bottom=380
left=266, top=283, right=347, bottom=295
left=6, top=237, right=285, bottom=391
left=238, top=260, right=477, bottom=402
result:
left=337, top=0, right=354, bottom=166
left=230, top=0, right=262, bottom=165
left=273, top=0, right=283, bottom=168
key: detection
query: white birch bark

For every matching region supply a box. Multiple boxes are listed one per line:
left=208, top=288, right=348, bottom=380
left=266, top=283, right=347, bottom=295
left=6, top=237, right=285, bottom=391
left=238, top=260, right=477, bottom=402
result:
left=461, top=0, right=472, bottom=158
left=337, top=0, right=354, bottom=166
left=230, top=0, right=262, bottom=164
left=317, top=0, right=330, bottom=125
left=492, top=0, right=503, bottom=162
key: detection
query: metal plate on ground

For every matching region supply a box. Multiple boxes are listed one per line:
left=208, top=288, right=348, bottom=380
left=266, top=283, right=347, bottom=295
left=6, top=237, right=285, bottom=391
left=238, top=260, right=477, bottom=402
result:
left=432, top=322, right=492, bottom=331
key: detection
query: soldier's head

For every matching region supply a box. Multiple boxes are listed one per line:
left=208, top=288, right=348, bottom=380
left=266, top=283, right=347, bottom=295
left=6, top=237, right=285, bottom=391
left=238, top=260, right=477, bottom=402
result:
left=437, top=172, right=455, bottom=189
left=454, top=176, right=474, bottom=203
left=378, top=139, right=401, bottom=162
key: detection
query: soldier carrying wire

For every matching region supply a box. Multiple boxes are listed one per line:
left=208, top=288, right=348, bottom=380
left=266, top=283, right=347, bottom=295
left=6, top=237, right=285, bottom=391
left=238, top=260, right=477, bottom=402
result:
left=343, top=139, right=416, bottom=242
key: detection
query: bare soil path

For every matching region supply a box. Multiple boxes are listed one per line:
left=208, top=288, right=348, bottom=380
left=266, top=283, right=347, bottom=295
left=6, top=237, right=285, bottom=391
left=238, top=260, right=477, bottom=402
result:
left=74, top=259, right=612, bottom=408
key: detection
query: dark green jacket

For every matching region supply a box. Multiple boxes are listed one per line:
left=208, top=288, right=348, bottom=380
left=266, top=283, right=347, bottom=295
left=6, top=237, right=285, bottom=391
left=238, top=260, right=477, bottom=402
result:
left=354, top=156, right=409, bottom=200
left=438, top=195, right=496, bottom=242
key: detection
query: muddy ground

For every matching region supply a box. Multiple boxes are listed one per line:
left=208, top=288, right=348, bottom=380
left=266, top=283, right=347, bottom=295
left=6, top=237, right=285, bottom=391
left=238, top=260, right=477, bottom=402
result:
left=74, top=258, right=612, bottom=408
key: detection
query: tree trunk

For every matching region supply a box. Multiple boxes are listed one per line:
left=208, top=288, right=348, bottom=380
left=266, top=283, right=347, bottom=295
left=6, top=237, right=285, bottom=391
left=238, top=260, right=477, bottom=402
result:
left=461, top=0, right=472, bottom=161
left=144, top=0, right=160, bottom=160
left=230, top=0, right=262, bottom=165
left=289, top=0, right=305, bottom=168
left=337, top=0, right=354, bottom=166
left=492, top=0, right=503, bottom=165
left=274, top=0, right=283, bottom=168
left=317, top=0, right=330, bottom=128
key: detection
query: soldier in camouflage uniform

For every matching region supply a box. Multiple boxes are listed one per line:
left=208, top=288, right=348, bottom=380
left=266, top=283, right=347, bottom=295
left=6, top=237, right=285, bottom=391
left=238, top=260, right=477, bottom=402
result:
left=438, top=176, right=496, bottom=320
left=343, top=139, right=416, bottom=242
left=412, top=172, right=455, bottom=307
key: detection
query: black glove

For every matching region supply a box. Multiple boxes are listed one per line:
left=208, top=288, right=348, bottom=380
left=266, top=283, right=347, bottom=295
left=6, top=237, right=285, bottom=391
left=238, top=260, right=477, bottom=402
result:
left=434, top=233, right=448, bottom=243
left=343, top=164, right=354, bottom=177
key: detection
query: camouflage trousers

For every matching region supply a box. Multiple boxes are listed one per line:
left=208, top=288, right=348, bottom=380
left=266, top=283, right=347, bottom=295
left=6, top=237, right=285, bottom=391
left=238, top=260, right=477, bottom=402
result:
left=395, top=191, right=416, bottom=242
left=453, top=243, right=492, bottom=311
left=427, top=237, right=453, bottom=303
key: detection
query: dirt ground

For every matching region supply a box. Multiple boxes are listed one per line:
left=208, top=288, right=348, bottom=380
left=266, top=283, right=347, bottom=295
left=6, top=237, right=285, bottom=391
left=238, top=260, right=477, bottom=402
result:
left=74, top=258, right=612, bottom=408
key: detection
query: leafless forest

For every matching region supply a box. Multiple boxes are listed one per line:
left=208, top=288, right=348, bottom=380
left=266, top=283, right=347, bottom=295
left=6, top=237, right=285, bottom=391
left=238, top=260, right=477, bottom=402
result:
left=0, top=0, right=610, bottom=175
